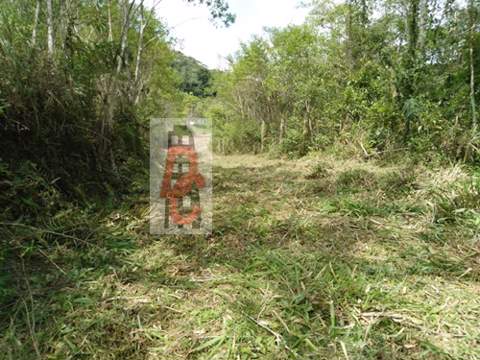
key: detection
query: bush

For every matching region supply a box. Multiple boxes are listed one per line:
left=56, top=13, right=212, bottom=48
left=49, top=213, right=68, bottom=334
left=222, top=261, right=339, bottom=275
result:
left=213, top=118, right=261, bottom=154
left=0, top=160, right=62, bottom=222
left=279, top=128, right=304, bottom=158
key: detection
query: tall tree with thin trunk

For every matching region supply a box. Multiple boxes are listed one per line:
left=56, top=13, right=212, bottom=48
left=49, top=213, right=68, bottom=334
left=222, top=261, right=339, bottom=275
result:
left=134, top=1, right=146, bottom=104
left=403, top=0, right=420, bottom=141
left=345, top=0, right=354, bottom=68
left=107, top=0, right=113, bottom=42
left=468, top=0, right=477, bottom=130
left=134, top=3, right=145, bottom=82
left=46, top=0, right=54, bottom=55
left=116, top=0, right=134, bottom=75
left=32, top=0, right=41, bottom=46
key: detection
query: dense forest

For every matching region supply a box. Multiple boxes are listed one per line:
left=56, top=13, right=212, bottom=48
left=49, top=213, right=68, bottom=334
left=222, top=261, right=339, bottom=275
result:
left=1, top=0, right=480, bottom=359
left=209, top=0, right=480, bottom=160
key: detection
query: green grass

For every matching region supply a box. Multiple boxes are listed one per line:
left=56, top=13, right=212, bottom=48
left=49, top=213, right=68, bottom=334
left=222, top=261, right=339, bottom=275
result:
left=1, top=154, right=479, bottom=359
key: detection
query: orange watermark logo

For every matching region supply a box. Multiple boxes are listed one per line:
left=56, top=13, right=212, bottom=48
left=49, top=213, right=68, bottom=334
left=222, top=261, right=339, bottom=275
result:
left=150, top=119, right=212, bottom=234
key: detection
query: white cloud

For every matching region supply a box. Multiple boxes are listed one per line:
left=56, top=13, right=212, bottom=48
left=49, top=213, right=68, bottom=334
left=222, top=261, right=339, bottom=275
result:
left=147, top=0, right=310, bottom=69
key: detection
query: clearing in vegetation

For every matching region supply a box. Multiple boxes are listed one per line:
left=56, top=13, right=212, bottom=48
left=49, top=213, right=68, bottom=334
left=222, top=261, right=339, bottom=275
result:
left=1, top=153, right=479, bottom=359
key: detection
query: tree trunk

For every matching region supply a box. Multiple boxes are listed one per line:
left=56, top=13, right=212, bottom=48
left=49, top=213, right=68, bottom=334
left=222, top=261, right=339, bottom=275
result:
left=418, top=0, right=428, bottom=53
left=302, top=117, right=310, bottom=154
left=469, top=0, right=477, bottom=130
left=403, top=0, right=420, bottom=141
left=32, top=0, right=41, bottom=46
left=260, top=119, right=267, bottom=152
left=134, top=2, right=146, bottom=104
left=116, top=0, right=134, bottom=75
left=279, top=115, right=286, bottom=143
left=303, top=101, right=312, bottom=144
left=407, top=0, right=419, bottom=62
left=107, top=0, right=113, bottom=42
left=46, top=0, right=54, bottom=55
left=345, top=0, right=354, bottom=68
left=103, top=0, right=134, bottom=175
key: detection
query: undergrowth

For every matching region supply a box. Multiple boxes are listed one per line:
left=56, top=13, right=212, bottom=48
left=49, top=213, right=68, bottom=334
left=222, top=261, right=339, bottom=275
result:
left=1, top=153, right=479, bottom=359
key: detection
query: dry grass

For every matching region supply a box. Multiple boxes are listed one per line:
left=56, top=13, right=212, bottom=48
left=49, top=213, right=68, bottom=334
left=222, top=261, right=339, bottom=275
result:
left=1, top=153, right=479, bottom=359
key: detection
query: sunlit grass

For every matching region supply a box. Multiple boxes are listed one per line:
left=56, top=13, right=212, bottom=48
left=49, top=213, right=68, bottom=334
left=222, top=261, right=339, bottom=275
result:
left=1, top=153, right=479, bottom=359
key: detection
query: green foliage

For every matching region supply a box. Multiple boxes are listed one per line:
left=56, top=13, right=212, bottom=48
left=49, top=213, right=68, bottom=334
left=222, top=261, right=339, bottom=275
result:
left=2, top=150, right=480, bottom=358
left=0, top=1, right=231, bottom=347
left=0, top=1, right=178, bottom=198
left=172, top=52, right=213, bottom=97
left=0, top=160, right=62, bottom=222
left=210, top=0, right=480, bottom=163
left=213, top=117, right=260, bottom=154
left=278, top=128, right=305, bottom=158
left=2, top=0, right=480, bottom=357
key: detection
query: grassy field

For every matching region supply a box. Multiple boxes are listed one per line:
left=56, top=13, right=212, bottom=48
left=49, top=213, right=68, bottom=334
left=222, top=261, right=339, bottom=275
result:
left=1, top=153, right=480, bottom=359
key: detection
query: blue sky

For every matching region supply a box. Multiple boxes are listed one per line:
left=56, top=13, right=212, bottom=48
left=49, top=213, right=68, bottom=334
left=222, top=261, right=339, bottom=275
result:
left=148, top=0, right=310, bottom=69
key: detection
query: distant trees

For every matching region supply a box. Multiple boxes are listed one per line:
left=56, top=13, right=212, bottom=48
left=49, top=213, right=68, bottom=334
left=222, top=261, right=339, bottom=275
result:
left=173, top=52, right=213, bottom=97
left=212, top=0, right=480, bottom=161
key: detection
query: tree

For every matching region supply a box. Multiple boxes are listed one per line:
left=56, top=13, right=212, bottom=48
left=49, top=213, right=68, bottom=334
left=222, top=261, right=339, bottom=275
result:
left=46, top=0, right=54, bottom=55
left=468, top=0, right=477, bottom=130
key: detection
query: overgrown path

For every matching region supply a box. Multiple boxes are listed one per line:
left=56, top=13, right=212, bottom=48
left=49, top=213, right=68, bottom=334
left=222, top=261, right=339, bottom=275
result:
left=2, top=154, right=480, bottom=359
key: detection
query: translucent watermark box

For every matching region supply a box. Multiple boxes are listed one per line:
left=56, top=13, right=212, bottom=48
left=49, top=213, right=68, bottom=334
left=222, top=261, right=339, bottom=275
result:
left=150, top=118, right=212, bottom=234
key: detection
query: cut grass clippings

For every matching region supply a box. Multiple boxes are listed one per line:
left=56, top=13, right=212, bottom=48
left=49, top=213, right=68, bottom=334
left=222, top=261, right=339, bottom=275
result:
left=1, top=153, right=479, bottom=359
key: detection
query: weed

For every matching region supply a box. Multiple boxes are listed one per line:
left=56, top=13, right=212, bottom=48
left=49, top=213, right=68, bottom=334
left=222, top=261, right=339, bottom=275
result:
left=1, top=154, right=479, bottom=359
left=335, top=168, right=378, bottom=193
